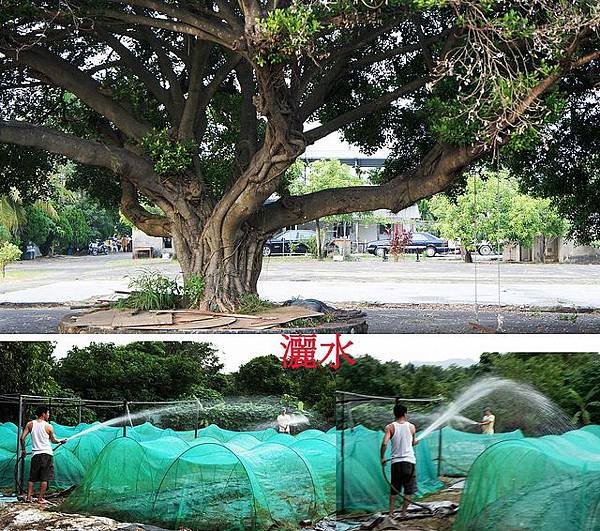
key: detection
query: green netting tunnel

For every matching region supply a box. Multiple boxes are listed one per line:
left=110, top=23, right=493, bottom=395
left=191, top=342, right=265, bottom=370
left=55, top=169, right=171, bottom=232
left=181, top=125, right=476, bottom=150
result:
left=0, top=421, right=335, bottom=530
left=337, top=425, right=444, bottom=513
left=421, top=426, right=525, bottom=476
left=454, top=426, right=600, bottom=531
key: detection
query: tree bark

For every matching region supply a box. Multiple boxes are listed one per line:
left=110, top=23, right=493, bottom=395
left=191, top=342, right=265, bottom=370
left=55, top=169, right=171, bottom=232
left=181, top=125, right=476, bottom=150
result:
left=315, top=218, right=323, bottom=259
left=462, top=246, right=473, bottom=263
left=170, top=216, right=268, bottom=311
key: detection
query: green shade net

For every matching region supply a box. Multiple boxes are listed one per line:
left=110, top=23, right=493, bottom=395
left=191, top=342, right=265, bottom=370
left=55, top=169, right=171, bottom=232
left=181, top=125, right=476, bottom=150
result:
left=454, top=426, right=600, bottom=531
left=1, top=420, right=334, bottom=529
left=60, top=425, right=334, bottom=530
left=422, top=427, right=525, bottom=476
left=337, top=425, right=444, bottom=513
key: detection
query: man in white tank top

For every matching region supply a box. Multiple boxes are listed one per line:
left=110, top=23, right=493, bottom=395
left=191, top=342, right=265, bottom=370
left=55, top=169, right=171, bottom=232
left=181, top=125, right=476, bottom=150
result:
left=277, top=408, right=291, bottom=434
left=20, top=406, right=66, bottom=505
left=380, top=403, right=418, bottom=518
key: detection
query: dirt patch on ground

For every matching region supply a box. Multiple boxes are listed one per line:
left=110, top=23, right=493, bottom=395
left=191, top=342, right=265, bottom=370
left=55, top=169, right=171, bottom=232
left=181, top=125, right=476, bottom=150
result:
left=337, top=484, right=463, bottom=531
left=0, top=503, right=173, bottom=530
left=0, top=502, right=332, bottom=531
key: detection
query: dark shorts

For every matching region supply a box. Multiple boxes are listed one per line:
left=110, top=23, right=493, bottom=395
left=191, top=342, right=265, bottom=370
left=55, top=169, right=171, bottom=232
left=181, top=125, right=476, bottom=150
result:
left=390, top=461, right=417, bottom=496
left=29, top=453, right=54, bottom=483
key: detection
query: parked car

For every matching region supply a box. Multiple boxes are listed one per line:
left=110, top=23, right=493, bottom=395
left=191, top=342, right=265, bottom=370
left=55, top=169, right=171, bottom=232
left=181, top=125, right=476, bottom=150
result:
left=263, top=229, right=316, bottom=256
left=476, top=241, right=494, bottom=255
left=366, top=232, right=455, bottom=257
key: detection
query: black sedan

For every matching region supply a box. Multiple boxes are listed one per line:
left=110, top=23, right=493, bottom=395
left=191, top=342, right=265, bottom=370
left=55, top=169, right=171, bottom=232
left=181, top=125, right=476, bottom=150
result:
left=263, top=229, right=316, bottom=256
left=366, top=232, right=454, bottom=257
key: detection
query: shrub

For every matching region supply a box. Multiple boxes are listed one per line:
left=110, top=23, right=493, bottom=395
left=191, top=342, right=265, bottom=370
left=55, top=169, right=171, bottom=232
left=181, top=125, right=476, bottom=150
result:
left=117, top=269, right=180, bottom=310
left=305, top=236, right=319, bottom=258
left=0, top=242, right=22, bottom=277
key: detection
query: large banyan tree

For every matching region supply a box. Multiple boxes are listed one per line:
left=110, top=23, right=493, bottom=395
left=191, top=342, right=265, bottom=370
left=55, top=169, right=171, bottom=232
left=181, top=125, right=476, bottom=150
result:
left=0, top=0, right=598, bottom=310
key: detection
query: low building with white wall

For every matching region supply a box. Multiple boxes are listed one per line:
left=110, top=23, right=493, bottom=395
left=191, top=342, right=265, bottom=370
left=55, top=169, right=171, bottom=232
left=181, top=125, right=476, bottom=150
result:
left=131, top=227, right=175, bottom=258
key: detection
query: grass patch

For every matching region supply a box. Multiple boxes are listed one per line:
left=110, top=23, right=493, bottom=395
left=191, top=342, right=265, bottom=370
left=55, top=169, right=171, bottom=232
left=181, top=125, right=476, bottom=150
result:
left=558, top=313, right=578, bottom=323
left=237, top=294, right=276, bottom=314
left=285, top=315, right=336, bottom=328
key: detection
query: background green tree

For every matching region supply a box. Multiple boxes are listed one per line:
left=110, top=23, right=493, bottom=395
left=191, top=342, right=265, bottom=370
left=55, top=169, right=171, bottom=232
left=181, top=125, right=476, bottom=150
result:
left=0, top=343, right=336, bottom=428
left=428, top=172, right=568, bottom=261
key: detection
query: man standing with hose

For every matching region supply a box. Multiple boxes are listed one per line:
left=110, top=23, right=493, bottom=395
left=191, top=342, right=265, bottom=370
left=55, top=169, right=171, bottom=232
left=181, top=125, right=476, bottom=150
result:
left=381, top=403, right=418, bottom=519
left=20, top=406, right=66, bottom=505
left=478, top=407, right=495, bottom=434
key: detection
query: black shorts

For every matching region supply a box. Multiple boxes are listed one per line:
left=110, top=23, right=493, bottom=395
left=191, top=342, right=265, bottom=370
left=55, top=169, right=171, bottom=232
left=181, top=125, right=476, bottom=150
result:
left=29, top=453, right=55, bottom=483
left=390, top=461, right=417, bottom=496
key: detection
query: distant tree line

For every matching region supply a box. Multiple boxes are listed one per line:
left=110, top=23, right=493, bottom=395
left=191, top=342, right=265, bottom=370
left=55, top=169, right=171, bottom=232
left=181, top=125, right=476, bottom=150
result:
left=336, top=353, right=600, bottom=429
left=0, top=343, right=335, bottom=429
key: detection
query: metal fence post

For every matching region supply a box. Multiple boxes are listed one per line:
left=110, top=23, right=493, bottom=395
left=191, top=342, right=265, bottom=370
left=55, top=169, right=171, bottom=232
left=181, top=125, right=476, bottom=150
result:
left=437, top=426, right=443, bottom=477
left=340, top=395, right=346, bottom=514
left=15, top=395, right=24, bottom=494
left=123, top=401, right=128, bottom=437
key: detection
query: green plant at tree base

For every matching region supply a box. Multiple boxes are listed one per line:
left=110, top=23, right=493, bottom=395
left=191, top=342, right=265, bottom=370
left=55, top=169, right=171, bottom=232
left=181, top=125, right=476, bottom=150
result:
left=183, top=274, right=205, bottom=309
left=116, top=269, right=180, bottom=311
left=0, top=241, right=21, bottom=277
left=237, top=294, right=276, bottom=315
left=287, top=315, right=336, bottom=328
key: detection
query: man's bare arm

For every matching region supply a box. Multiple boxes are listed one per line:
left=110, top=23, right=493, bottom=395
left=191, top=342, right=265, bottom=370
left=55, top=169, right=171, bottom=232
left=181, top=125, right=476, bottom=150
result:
left=410, top=423, right=418, bottom=446
left=46, top=425, right=66, bottom=445
left=20, top=422, right=31, bottom=454
left=381, top=424, right=393, bottom=463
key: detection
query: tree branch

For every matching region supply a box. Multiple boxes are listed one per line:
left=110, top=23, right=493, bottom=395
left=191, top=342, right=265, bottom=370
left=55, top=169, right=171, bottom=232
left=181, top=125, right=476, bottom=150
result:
left=252, top=144, right=477, bottom=232
left=93, top=26, right=175, bottom=118
left=304, top=77, right=429, bottom=144
left=106, top=0, right=239, bottom=48
left=179, top=39, right=213, bottom=140
left=120, top=178, right=172, bottom=237
left=0, top=120, right=151, bottom=174
left=3, top=45, right=151, bottom=141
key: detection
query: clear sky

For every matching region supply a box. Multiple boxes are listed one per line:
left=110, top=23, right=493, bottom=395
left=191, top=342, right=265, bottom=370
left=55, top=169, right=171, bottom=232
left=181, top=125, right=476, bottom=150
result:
left=43, top=334, right=598, bottom=373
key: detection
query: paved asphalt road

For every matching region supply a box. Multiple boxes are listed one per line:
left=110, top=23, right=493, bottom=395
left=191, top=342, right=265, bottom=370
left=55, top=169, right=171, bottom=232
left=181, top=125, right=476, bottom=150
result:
left=0, top=304, right=598, bottom=335
left=0, top=254, right=599, bottom=333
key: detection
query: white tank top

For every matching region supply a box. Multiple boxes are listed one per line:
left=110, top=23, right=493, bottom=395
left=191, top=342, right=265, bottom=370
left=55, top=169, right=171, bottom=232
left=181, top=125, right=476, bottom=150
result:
left=390, top=421, right=416, bottom=464
left=31, top=420, right=53, bottom=456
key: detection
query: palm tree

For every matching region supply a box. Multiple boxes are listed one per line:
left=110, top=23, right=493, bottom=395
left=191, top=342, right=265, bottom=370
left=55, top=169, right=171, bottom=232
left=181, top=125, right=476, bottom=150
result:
left=0, top=187, right=59, bottom=241
left=569, top=387, right=600, bottom=426
left=0, top=192, right=26, bottom=236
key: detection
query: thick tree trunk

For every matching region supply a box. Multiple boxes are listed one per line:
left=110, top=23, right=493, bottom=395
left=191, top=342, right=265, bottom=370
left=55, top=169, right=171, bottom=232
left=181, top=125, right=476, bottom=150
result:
left=462, top=246, right=473, bottom=263
left=169, top=210, right=269, bottom=312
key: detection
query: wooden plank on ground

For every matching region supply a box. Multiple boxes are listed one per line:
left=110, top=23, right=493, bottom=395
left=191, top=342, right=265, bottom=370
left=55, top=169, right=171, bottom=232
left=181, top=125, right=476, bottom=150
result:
left=154, top=309, right=258, bottom=319
left=129, top=316, right=237, bottom=330
left=71, top=309, right=117, bottom=327
left=112, top=310, right=173, bottom=328
left=255, top=306, right=324, bottom=322
left=229, top=306, right=324, bottom=329
left=173, top=313, right=217, bottom=324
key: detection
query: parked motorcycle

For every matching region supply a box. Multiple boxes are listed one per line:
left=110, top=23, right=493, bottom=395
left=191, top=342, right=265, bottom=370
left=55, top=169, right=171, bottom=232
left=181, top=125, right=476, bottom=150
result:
left=88, top=240, right=109, bottom=256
